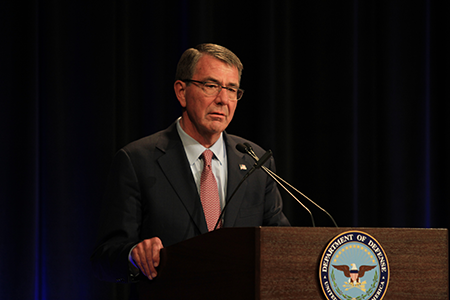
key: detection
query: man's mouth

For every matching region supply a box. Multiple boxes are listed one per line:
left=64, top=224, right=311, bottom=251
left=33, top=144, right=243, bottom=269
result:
left=209, top=112, right=225, bottom=117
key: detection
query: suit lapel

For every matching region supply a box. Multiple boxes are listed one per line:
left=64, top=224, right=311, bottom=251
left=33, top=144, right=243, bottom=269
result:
left=156, top=123, right=208, bottom=234
left=223, top=134, right=252, bottom=227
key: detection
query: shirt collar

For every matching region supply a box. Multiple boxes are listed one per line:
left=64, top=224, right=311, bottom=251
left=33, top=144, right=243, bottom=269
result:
left=176, top=117, right=225, bottom=166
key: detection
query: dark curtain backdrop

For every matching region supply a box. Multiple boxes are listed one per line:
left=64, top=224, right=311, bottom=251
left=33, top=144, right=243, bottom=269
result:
left=1, top=0, right=449, bottom=299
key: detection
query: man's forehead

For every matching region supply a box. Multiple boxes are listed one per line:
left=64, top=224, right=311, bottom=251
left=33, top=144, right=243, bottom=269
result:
left=194, top=56, right=240, bottom=84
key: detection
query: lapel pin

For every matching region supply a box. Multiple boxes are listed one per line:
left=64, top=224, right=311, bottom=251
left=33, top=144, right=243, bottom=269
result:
left=239, top=164, right=247, bottom=171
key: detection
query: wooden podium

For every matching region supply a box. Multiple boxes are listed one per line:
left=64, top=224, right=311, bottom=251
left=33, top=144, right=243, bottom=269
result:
left=138, top=227, right=448, bottom=299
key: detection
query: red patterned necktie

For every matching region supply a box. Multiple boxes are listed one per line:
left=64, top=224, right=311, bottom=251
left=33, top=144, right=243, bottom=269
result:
left=200, top=149, right=222, bottom=231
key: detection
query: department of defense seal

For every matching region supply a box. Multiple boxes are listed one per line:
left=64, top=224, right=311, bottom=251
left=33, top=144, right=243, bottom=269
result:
left=319, top=231, right=389, bottom=300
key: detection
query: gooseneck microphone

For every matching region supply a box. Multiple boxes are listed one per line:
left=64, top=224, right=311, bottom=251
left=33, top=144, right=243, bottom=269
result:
left=213, top=149, right=273, bottom=230
left=238, top=142, right=338, bottom=228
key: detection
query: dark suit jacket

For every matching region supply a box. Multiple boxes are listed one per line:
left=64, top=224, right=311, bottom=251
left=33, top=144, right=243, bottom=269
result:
left=91, top=122, right=289, bottom=283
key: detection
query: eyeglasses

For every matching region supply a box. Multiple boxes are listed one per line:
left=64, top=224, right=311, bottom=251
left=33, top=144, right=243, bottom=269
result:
left=183, top=79, right=244, bottom=101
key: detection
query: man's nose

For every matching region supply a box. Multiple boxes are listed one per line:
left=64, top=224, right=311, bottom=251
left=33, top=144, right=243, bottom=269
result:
left=215, top=87, right=229, bottom=104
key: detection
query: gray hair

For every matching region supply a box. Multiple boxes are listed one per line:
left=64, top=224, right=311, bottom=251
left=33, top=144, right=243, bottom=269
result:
left=175, top=43, right=243, bottom=82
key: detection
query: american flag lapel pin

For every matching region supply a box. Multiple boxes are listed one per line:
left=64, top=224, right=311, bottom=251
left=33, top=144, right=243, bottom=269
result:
left=239, top=164, right=247, bottom=171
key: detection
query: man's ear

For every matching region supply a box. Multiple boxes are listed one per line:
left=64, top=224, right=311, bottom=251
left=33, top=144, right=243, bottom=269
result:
left=174, top=80, right=187, bottom=108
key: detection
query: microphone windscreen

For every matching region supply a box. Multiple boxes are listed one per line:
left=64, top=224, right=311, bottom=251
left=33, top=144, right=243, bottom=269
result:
left=236, top=143, right=247, bottom=153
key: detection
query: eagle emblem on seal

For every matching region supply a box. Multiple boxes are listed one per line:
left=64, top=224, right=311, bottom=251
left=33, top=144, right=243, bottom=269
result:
left=332, top=263, right=376, bottom=290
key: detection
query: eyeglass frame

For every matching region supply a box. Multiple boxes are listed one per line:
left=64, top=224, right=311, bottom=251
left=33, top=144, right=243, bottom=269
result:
left=182, top=79, right=244, bottom=101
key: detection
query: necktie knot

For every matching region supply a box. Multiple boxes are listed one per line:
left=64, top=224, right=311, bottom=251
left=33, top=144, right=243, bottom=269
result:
left=202, top=149, right=214, bottom=166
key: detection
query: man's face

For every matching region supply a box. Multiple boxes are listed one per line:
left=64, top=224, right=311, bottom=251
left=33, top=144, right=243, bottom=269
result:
left=177, top=55, right=240, bottom=145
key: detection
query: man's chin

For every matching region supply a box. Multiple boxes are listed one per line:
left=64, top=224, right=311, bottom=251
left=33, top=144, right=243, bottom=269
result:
left=209, top=117, right=228, bottom=127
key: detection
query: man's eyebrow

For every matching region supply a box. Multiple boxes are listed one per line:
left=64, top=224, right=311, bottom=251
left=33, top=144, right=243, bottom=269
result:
left=203, top=77, right=239, bottom=87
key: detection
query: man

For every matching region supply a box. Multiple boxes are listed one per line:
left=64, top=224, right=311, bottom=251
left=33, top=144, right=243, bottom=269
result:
left=91, top=43, right=290, bottom=286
